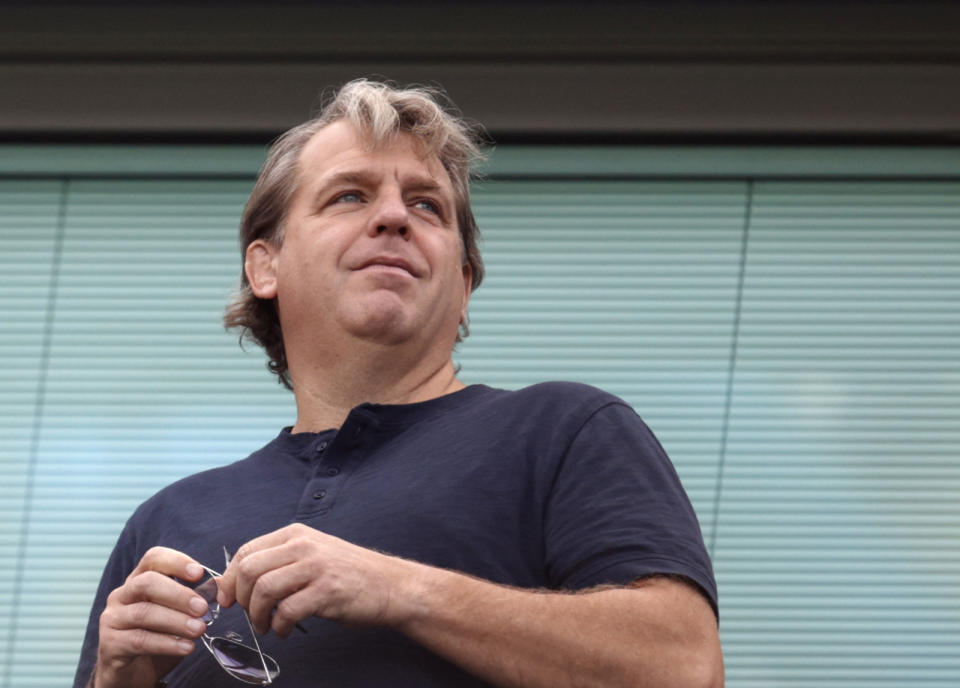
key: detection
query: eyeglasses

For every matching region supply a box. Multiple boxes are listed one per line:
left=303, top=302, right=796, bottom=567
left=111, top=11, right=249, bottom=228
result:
left=190, top=548, right=280, bottom=685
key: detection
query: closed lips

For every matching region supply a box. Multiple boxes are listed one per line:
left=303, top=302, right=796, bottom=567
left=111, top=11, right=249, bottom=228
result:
left=356, top=257, right=419, bottom=276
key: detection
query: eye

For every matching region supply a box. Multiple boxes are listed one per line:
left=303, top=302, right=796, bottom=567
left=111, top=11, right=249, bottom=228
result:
left=413, top=198, right=441, bottom=215
left=333, top=191, right=364, bottom=204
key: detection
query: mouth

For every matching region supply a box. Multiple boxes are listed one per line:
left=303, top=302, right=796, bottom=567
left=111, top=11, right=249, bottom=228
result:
left=355, top=256, right=419, bottom=277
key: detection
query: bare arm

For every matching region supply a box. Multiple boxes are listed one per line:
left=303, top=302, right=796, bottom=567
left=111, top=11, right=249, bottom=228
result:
left=218, top=524, right=723, bottom=688
left=392, top=561, right=722, bottom=688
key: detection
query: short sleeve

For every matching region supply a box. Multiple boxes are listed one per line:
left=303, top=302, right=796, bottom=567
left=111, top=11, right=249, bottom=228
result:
left=542, top=402, right=718, bottom=615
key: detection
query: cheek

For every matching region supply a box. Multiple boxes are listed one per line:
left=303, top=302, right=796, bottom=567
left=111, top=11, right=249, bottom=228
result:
left=282, top=229, right=340, bottom=278
left=276, top=248, right=324, bottom=304
left=428, top=233, right=465, bottom=271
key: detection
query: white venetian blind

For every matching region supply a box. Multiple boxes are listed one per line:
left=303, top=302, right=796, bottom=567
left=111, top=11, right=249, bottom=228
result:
left=2, top=178, right=296, bottom=687
left=461, top=180, right=747, bottom=533
left=1, top=181, right=64, bottom=686
left=0, top=147, right=958, bottom=688
left=716, top=181, right=960, bottom=686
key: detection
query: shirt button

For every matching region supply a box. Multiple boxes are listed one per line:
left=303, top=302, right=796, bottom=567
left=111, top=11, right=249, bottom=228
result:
left=312, top=490, right=326, bottom=500
left=326, top=467, right=340, bottom=476
left=316, top=441, right=328, bottom=453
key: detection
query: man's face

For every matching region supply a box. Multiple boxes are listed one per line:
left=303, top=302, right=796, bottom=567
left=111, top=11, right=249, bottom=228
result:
left=254, top=120, right=471, bottom=356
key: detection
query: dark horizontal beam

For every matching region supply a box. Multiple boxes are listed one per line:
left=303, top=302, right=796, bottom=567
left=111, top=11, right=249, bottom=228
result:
left=2, top=1, right=959, bottom=139
left=4, top=2, right=960, bottom=60
left=2, top=62, right=958, bottom=139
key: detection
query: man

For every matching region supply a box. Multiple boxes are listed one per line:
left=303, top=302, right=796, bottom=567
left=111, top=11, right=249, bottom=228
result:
left=74, top=79, right=723, bottom=688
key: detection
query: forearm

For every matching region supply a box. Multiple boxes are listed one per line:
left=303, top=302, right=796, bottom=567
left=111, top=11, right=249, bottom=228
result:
left=220, top=524, right=722, bottom=686
left=389, top=561, right=723, bottom=688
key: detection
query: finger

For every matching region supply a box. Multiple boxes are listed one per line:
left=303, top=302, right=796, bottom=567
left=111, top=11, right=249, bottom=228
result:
left=131, top=546, right=205, bottom=583
left=107, top=599, right=208, bottom=640
left=232, top=545, right=302, bottom=612
left=219, top=524, right=311, bottom=606
left=247, top=563, right=312, bottom=634
left=270, top=586, right=319, bottom=639
left=114, top=570, right=213, bottom=621
left=106, top=625, right=197, bottom=659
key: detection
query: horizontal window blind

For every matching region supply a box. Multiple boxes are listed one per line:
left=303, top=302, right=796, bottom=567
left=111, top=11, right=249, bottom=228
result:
left=2, top=179, right=297, bottom=686
left=461, top=180, right=747, bottom=531
left=0, top=148, right=958, bottom=687
left=717, top=182, right=960, bottom=686
left=1, top=181, right=63, bottom=687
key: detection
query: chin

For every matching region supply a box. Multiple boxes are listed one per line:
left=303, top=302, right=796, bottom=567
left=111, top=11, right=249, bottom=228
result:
left=343, top=307, right=416, bottom=345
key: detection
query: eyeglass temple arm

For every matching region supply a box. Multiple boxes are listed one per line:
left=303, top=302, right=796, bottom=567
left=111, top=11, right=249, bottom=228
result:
left=237, top=604, right=274, bottom=685
left=217, top=549, right=273, bottom=685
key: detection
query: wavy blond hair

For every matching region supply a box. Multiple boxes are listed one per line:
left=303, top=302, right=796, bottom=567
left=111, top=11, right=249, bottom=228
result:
left=224, top=79, right=486, bottom=389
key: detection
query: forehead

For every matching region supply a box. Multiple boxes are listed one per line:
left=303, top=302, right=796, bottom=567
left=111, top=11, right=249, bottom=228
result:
left=297, top=120, right=452, bottom=191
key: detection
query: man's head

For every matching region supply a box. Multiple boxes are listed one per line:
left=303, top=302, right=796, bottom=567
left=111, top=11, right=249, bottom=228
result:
left=224, top=79, right=486, bottom=389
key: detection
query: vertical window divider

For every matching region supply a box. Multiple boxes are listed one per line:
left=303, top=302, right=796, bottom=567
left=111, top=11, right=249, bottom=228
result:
left=709, top=178, right=753, bottom=557
left=3, top=178, right=70, bottom=685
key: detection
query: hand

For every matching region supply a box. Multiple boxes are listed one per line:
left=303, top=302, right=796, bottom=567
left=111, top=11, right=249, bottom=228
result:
left=94, top=547, right=211, bottom=688
left=216, top=524, right=415, bottom=638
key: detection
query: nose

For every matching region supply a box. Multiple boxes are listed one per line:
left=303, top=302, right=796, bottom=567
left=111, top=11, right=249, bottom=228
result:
left=369, top=190, right=409, bottom=238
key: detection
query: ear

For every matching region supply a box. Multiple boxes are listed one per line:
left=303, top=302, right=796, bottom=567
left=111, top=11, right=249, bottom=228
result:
left=245, top=239, right=280, bottom=299
left=459, top=262, right=473, bottom=325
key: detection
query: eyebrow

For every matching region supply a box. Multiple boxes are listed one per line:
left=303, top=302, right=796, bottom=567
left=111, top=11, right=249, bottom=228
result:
left=402, top=175, right=446, bottom=195
left=317, top=170, right=378, bottom=193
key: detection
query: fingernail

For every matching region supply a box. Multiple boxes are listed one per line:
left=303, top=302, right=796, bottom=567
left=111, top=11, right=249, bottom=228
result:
left=189, top=597, right=208, bottom=614
left=178, top=639, right=195, bottom=654
left=186, top=618, right=205, bottom=634
left=185, top=563, right=203, bottom=579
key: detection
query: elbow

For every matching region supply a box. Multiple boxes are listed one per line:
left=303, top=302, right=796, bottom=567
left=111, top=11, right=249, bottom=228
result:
left=613, top=639, right=723, bottom=688
left=690, top=664, right=724, bottom=688
left=641, top=631, right=723, bottom=688
left=682, top=640, right=725, bottom=688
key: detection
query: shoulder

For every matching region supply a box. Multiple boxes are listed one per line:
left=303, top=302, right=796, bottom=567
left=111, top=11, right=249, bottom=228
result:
left=460, top=381, right=649, bottom=463
left=479, top=381, right=638, bottom=427
left=481, top=380, right=627, bottom=410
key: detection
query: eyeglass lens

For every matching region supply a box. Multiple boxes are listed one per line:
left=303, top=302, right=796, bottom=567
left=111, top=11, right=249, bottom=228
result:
left=189, top=568, right=280, bottom=684
left=206, top=636, right=280, bottom=684
left=193, top=574, right=220, bottom=624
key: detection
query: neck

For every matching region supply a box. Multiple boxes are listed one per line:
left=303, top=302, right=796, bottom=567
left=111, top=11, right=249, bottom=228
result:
left=287, top=340, right=464, bottom=433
